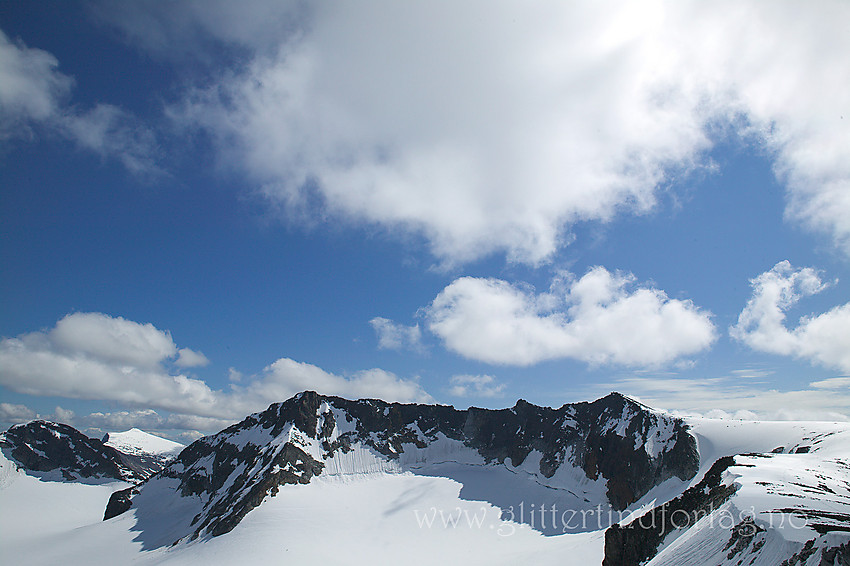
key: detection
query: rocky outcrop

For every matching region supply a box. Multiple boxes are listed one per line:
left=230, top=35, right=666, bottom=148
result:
left=104, top=486, right=139, bottom=520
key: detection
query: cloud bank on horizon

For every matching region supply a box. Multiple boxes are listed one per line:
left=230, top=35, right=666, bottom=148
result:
left=0, top=312, right=432, bottom=427
left=1, top=1, right=849, bottom=434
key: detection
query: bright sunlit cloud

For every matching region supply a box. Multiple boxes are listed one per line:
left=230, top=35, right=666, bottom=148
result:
left=93, top=0, right=850, bottom=263
left=730, top=261, right=850, bottom=372
left=427, top=267, right=716, bottom=367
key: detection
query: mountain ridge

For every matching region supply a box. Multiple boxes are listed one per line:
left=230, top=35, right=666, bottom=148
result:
left=0, top=420, right=181, bottom=484
left=3, top=392, right=847, bottom=565
left=105, top=390, right=699, bottom=542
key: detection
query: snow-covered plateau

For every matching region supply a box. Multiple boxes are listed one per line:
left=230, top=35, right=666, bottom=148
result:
left=0, top=392, right=847, bottom=565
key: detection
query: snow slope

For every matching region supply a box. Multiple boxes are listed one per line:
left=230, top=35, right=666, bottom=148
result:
left=622, top=419, right=850, bottom=566
left=103, top=428, right=184, bottom=458
left=0, top=450, right=134, bottom=563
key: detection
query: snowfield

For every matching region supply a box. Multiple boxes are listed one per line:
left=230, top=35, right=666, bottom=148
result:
left=1, top=407, right=848, bottom=565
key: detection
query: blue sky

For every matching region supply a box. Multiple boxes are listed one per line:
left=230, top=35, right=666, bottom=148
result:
left=1, top=1, right=848, bottom=440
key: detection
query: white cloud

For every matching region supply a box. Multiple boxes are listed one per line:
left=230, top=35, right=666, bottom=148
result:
left=60, top=103, right=161, bottom=176
left=0, top=402, right=36, bottom=425
left=80, top=409, right=233, bottom=434
left=603, top=374, right=850, bottom=422
left=427, top=267, right=716, bottom=367
left=113, top=0, right=850, bottom=264
left=0, top=401, right=232, bottom=438
left=448, top=375, right=506, bottom=398
left=176, top=347, right=210, bottom=368
left=0, top=28, right=72, bottom=136
left=810, top=377, right=850, bottom=390
left=0, top=29, right=159, bottom=175
left=239, top=357, right=432, bottom=405
left=730, top=261, right=850, bottom=372
left=0, top=312, right=432, bottom=423
left=369, top=317, right=423, bottom=352
left=49, top=312, right=178, bottom=368
left=88, top=0, right=306, bottom=60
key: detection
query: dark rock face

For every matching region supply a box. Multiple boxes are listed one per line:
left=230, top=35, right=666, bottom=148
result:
left=109, top=391, right=699, bottom=543
left=104, top=486, right=139, bottom=520
left=820, top=541, right=850, bottom=566
left=602, top=456, right=739, bottom=566
left=0, top=420, right=150, bottom=482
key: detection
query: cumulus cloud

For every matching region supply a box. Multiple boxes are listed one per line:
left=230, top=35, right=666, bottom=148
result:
left=426, top=267, right=716, bottom=367
left=369, top=317, right=424, bottom=352
left=49, top=312, right=179, bottom=368
left=448, top=375, right=506, bottom=399
left=0, top=402, right=36, bottom=425
left=239, top=357, right=432, bottom=405
left=730, top=261, right=850, bottom=372
left=176, top=347, right=210, bottom=368
left=0, top=29, right=159, bottom=175
left=604, top=374, right=850, bottom=422
left=79, top=409, right=232, bottom=435
left=0, top=312, right=432, bottom=423
left=90, top=0, right=850, bottom=263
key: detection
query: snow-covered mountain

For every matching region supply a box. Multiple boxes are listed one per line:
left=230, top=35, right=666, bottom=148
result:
left=0, top=420, right=183, bottom=484
left=1, top=392, right=848, bottom=565
left=103, top=428, right=184, bottom=458
left=101, top=428, right=184, bottom=479
left=103, top=391, right=698, bottom=541
left=1, top=420, right=146, bottom=483
left=603, top=418, right=850, bottom=566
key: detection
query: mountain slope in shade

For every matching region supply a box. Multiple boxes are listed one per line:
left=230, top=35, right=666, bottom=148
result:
left=106, top=391, right=699, bottom=543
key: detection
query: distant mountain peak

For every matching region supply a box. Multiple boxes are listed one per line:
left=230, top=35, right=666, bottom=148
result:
left=102, top=428, right=184, bottom=457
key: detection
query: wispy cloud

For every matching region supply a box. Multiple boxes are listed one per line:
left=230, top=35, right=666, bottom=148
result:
left=426, top=267, right=716, bottom=367
left=369, top=317, right=424, bottom=353
left=0, top=29, right=160, bottom=177
left=730, top=261, right=850, bottom=372
left=448, top=375, right=506, bottom=399
left=599, top=374, right=850, bottom=422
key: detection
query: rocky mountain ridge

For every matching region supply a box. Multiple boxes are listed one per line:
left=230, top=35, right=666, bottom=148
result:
left=0, top=420, right=178, bottom=483
left=106, top=390, right=699, bottom=542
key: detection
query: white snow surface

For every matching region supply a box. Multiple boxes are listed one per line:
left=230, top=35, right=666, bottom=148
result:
left=104, top=428, right=184, bottom=457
